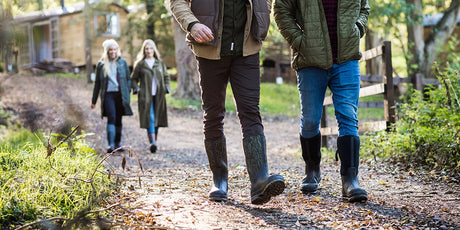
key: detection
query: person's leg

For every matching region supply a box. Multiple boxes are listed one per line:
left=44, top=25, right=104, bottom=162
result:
left=104, top=93, right=117, bottom=153
left=329, top=60, right=360, bottom=137
left=229, top=54, right=263, bottom=139
left=296, top=67, right=329, bottom=194
left=197, top=57, right=230, bottom=139
left=196, top=57, right=231, bottom=201
left=329, top=60, right=367, bottom=202
left=114, top=92, right=124, bottom=151
left=297, top=67, right=329, bottom=139
left=148, top=97, right=157, bottom=153
left=230, top=54, right=285, bottom=205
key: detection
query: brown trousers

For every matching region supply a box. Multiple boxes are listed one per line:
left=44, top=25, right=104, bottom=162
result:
left=196, top=53, right=264, bottom=140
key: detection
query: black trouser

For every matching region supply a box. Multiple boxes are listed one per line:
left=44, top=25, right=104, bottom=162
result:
left=104, top=92, right=123, bottom=126
left=197, top=53, right=263, bottom=139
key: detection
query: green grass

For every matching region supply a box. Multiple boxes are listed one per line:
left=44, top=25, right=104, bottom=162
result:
left=166, top=80, right=385, bottom=121
left=166, top=81, right=301, bottom=117
left=0, top=128, right=113, bottom=227
left=44, top=72, right=83, bottom=79
left=166, top=81, right=201, bottom=110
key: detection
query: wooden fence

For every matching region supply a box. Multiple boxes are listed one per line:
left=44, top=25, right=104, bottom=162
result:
left=320, top=41, right=395, bottom=147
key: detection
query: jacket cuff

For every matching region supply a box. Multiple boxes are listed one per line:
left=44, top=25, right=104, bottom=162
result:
left=187, top=21, right=200, bottom=32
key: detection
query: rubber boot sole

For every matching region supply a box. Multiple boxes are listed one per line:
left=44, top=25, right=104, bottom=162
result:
left=209, top=192, right=228, bottom=202
left=301, top=183, right=318, bottom=195
left=251, top=179, right=285, bottom=205
left=342, top=190, right=368, bottom=203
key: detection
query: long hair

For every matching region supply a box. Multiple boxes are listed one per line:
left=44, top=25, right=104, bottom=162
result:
left=100, top=39, right=121, bottom=77
left=133, top=39, right=162, bottom=69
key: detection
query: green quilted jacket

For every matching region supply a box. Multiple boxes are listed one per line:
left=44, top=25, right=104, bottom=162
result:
left=274, top=0, right=370, bottom=70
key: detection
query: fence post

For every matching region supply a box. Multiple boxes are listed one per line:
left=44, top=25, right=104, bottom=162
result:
left=382, top=41, right=395, bottom=130
left=413, top=73, right=423, bottom=91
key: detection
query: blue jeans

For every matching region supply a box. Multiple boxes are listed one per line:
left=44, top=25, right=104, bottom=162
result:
left=297, top=60, right=360, bottom=138
left=104, top=92, right=122, bottom=126
left=147, top=96, right=156, bottom=134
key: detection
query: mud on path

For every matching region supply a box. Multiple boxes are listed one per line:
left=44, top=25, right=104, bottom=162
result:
left=0, top=74, right=459, bottom=229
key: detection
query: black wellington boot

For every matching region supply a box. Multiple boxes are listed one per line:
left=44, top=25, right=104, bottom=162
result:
left=337, top=135, right=368, bottom=203
left=147, top=133, right=157, bottom=153
left=204, top=136, right=228, bottom=201
left=300, top=133, right=322, bottom=194
left=243, top=135, right=285, bottom=205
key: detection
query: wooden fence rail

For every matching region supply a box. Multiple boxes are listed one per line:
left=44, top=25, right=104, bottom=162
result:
left=320, top=41, right=394, bottom=147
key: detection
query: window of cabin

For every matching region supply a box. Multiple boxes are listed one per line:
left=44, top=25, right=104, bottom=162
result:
left=95, top=13, right=119, bottom=37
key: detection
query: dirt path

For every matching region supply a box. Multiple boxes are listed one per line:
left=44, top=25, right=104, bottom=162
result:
left=1, top=74, right=459, bottom=229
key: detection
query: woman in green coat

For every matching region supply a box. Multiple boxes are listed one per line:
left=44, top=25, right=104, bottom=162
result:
left=131, top=39, right=170, bottom=153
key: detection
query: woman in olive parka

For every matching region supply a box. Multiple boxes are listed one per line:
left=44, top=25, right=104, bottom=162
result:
left=131, top=39, right=170, bottom=153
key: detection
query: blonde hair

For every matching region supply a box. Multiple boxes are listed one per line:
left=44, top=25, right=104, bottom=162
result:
left=99, top=39, right=121, bottom=76
left=133, top=39, right=162, bottom=69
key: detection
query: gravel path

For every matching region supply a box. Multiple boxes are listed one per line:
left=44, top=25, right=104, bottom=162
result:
left=1, top=74, right=458, bottom=229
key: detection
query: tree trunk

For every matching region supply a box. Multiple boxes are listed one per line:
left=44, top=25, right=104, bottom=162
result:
left=365, top=29, right=382, bottom=76
left=406, top=0, right=425, bottom=83
left=84, top=0, right=92, bottom=83
left=406, top=0, right=460, bottom=84
left=422, top=0, right=460, bottom=78
left=171, top=18, right=200, bottom=100
left=146, top=0, right=155, bottom=39
left=38, top=0, right=43, bottom=10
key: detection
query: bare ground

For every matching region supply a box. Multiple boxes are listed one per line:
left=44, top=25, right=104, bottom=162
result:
left=0, top=74, right=459, bottom=229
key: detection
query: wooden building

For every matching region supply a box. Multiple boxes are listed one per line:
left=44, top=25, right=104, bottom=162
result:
left=261, top=40, right=296, bottom=84
left=12, top=1, right=142, bottom=71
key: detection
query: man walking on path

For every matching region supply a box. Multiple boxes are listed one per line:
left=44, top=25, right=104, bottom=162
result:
left=274, top=0, right=370, bottom=202
left=170, top=0, right=285, bottom=205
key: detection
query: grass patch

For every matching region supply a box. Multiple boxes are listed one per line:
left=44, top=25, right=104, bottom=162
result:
left=44, top=72, right=83, bottom=79
left=166, top=81, right=201, bottom=110
left=166, top=81, right=301, bottom=117
left=166, top=80, right=385, bottom=121
left=0, top=128, right=113, bottom=228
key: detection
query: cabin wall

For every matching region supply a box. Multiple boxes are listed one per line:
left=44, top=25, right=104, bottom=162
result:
left=90, top=4, right=141, bottom=67
left=60, top=13, right=86, bottom=66
left=59, top=4, right=141, bottom=68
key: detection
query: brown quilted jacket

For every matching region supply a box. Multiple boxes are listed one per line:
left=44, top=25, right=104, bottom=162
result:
left=170, top=0, right=272, bottom=60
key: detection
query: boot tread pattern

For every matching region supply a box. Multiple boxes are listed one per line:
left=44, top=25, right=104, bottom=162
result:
left=342, top=189, right=368, bottom=203
left=210, top=193, right=228, bottom=202
left=251, top=180, right=285, bottom=205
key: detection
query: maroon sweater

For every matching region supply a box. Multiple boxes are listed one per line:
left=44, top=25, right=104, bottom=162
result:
left=322, top=0, right=338, bottom=63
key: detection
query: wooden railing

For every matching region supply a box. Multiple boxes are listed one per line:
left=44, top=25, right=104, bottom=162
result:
left=320, top=41, right=395, bottom=147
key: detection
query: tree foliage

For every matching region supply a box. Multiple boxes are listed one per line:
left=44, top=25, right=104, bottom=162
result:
left=368, top=0, right=460, bottom=79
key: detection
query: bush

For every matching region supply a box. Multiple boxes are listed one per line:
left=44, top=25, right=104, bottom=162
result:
left=361, top=63, right=460, bottom=174
left=0, top=128, right=114, bottom=228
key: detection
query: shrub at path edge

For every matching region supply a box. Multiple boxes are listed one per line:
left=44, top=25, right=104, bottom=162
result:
left=361, top=64, right=460, bottom=174
left=0, top=128, right=114, bottom=228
